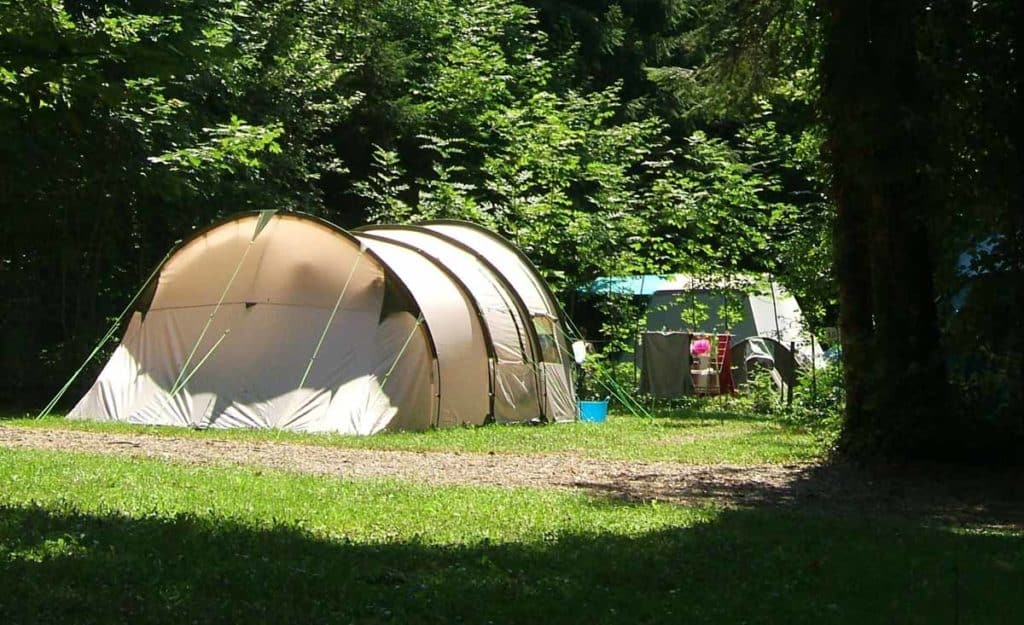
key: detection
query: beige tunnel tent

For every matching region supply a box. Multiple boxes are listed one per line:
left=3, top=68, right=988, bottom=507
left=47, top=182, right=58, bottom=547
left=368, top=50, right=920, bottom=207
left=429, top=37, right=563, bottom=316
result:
left=69, top=212, right=577, bottom=434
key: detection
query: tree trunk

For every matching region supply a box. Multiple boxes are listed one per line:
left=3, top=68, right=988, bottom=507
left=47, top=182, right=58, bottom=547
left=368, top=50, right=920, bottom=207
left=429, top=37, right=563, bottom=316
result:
left=1009, top=3, right=1024, bottom=437
left=821, top=0, right=956, bottom=459
left=831, top=182, right=873, bottom=449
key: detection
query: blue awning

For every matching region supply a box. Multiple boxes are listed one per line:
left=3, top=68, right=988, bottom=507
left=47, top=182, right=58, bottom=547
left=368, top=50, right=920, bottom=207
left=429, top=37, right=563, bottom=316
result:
left=581, top=275, right=671, bottom=296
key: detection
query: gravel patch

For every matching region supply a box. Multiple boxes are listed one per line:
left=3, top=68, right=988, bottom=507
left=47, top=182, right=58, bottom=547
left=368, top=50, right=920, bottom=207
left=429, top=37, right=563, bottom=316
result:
left=2, top=424, right=1022, bottom=529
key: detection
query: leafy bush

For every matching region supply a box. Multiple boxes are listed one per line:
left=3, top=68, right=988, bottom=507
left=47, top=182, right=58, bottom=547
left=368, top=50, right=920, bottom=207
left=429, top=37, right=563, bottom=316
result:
left=778, top=363, right=844, bottom=447
left=577, top=353, right=634, bottom=402
left=670, top=361, right=845, bottom=448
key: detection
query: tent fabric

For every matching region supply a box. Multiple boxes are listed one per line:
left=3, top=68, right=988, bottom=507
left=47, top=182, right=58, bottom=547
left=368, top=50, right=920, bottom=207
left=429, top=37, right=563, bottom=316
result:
left=731, top=336, right=778, bottom=389
left=356, top=236, right=490, bottom=427
left=729, top=336, right=798, bottom=391
left=69, top=212, right=576, bottom=434
left=357, top=227, right=543, bottom=423
left=638, top=332, right=694, bottom=398
left=641, top=276, right=820, bottom=397
left=423, top=223, right=549, bottom=313
left=639, top=332, right=737, bottom=398
left=420, top=221, right=577, bottom=422
left=581, top=275, right=672, bottom=296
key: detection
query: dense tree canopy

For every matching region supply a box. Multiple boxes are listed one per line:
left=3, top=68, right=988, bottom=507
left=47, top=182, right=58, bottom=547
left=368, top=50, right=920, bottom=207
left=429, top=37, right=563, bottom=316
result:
left=1, top=1, right=1019, bottom=461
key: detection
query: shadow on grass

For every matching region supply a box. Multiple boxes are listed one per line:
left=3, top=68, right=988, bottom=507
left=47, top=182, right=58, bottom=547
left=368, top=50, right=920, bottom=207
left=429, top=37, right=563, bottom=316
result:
left=575, top=460, right=1024, bottom=530
left=2, top=502, right=1021, bottom=625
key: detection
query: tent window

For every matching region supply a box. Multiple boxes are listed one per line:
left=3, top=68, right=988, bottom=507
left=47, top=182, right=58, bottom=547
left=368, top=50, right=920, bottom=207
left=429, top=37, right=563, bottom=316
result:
left=532, top=316, right=561, bottom=363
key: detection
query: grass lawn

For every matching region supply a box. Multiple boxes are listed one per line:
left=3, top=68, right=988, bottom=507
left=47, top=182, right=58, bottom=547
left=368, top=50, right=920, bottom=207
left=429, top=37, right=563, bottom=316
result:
left=1, top=447, right=1021, bottom=624
left=3, top=408, right=826, bottom=465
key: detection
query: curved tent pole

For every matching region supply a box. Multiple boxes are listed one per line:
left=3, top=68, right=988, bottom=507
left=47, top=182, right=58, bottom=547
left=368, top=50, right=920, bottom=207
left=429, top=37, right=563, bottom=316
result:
left=286, top=216, right=443, bottom=379
left=165, top=212, right=437, bottom=412
left=49, top=209, right=455, bottom=429
left=356, top=232, right=499, bottom=420
left=414, top=221, right=594, bottom=421
left=419, top=220, right=566, bottom=322
left=357, top=224, right=537, bottom=364
left=378, top=314, right=432, bottom=424
left=357, top=224, right=546, bottom=419
left=417, top=220, right=575, bottom=379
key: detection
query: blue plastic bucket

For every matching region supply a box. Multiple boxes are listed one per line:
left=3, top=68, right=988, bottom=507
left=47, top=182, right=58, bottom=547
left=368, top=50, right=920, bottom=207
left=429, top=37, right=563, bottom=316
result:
left=578, top=400, right=609, bottom=423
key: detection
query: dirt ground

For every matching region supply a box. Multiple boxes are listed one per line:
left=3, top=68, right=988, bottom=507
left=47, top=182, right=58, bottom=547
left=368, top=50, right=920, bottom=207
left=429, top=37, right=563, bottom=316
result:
left=2, top=424, right=1022, bottom=530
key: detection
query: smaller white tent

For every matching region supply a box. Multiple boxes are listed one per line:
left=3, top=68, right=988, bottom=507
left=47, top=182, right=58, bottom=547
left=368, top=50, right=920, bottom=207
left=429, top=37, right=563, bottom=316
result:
left=644, top=274, right=822, bottom=365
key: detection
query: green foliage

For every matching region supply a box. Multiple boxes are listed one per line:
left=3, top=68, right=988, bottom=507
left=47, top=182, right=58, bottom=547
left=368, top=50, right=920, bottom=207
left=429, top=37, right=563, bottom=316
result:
left=3, top=0, right=1019, bottom=465
left=0, top=0, right=841, bottom=410
left=647, top=358, right=843, bottom=451
left=592, top=293, right=646, bottom=353
left=779, top=362, right=844, bottom=449
left=149, top=116, right=284, bottom=173
left=345, top=0, right=833, bottom=310
left=0, top=0, right=364, bottom=399
left=575, top=351, right=640, bottom=412
left=353, top=145, right=413, bottom=222
left=0, top=0, right=847, bottom=461
left=677, top=294, right=711, bottom=329
left=732, top=370, right=787, bottom=417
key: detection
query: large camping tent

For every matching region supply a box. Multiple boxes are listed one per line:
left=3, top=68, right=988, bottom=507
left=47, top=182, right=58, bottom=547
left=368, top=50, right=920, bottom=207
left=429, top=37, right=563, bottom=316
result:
left=68, top=211, right=576, bottom=434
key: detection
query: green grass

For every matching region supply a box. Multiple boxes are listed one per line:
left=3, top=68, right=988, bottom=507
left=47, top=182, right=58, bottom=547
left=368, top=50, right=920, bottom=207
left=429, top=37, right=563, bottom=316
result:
left=1, top=447, right=1021, bottom=624
left=3, top=409, right=824, bottom=465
